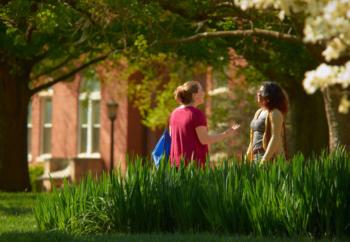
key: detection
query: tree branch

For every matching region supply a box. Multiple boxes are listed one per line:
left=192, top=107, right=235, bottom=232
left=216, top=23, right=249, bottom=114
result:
left=29, top=51, right=112, bottom=96
left=65, top=1, right=97, bottom=25
left=31, top=56, right=74, bottom=80
left=166, top=28, right=301, bottom=44
left=25, top=22, right=34, bottom=42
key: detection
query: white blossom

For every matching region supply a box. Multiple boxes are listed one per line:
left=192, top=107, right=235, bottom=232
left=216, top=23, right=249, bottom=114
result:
left=303, top=71, right=318, bottom=94
left=338, top=62, right=350, bottom=88
left=303, top=61, right=350, bottom=95
left=322, top=38, right=347, bottom=61
left=278, top=10, right=286, bottom=21
left=235, top=0, right=350, bottom=112
left=338, top=95, right=350, bottom=114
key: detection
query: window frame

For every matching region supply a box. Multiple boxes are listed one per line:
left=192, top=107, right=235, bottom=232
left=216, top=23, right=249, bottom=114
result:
left=27, top=100, right=32, bottom=161
left=38, top=89, right=53, bottom=161
left=78, top=91, right=101, bottom=158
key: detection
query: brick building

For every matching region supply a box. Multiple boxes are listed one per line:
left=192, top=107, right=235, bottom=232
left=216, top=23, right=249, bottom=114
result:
left=28, top=60, right=221, bottom=189
left=28, top=73, right=164, bottom=179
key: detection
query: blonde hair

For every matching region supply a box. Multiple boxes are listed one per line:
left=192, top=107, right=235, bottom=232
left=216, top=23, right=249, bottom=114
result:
left=174, top=81, right=201, bottom=105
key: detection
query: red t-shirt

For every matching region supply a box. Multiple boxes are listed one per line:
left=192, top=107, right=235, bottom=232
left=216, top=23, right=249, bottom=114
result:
left=169, top=106, right=208, bottom=167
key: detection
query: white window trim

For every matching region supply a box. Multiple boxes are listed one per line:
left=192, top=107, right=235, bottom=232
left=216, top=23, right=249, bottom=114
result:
left=77, top=153, right=101, bottom=159
left=27, top=123, right=32, bottom=161
left=35, top=87, right=53, bottom=161
left=78, top=91, right=101, bottom=157
left=28, top=101, right=33, bottom=161
left=38, top=87, right=54, bottom=97
left=40, top=96, right=52, bottom=158
left=79, top=91, right=100, bottom=100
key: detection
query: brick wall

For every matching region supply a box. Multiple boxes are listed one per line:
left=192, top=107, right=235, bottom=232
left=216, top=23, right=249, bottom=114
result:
left=52, top=77, right=80, bottom=158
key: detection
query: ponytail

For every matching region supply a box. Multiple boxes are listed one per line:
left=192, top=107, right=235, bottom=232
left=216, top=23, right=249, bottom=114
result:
left=174, top=81, right=200, bottom=105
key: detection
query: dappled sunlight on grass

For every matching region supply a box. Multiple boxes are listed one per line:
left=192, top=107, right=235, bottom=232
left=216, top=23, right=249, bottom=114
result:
left=0, top=193, right=38, bottom=233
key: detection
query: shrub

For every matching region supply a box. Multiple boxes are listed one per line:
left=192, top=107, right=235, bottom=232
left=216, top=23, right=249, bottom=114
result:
left=29, top=164, right=44, bottom=192
left=34, top=149, right=350, bottom=238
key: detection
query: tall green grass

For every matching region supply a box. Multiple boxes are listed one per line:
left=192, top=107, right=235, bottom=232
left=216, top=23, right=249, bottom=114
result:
left=34, top=149, right=350, bottom=238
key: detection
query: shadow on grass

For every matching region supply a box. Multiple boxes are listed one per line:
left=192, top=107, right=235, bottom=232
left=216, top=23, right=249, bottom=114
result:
left=0, top=231, right=82, bottom=242
left=0, top=204, right=33, bottom=216
left=0, top=232, right=227, bottom=242
left=0, top=231, right=349, bottom=242
left=0, top=193, right=37, bottom=216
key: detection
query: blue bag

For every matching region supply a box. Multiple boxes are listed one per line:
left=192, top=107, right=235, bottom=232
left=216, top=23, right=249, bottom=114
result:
left=152, top=129, right=171, bottom=167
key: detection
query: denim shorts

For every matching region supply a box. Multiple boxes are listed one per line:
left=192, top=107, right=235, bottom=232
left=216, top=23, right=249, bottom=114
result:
left=253, top=152, right=265, bottom=164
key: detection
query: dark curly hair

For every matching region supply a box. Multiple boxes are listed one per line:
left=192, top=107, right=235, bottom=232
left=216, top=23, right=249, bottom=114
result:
left=259, top=82, right=288, bottom=115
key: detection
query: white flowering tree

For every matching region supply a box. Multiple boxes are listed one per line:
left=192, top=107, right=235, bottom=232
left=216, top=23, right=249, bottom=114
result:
left=232, top=0, right=350, bottom=151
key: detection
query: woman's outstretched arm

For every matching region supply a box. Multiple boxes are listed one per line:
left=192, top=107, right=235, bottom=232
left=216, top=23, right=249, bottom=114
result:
left=195, top=123, right=240, bottom=145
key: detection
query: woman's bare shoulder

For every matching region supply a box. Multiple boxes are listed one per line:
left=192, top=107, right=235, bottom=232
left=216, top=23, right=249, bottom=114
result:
left=269, top=109, right=283, bottom=120
left=253, top=108, right=263, bottom=118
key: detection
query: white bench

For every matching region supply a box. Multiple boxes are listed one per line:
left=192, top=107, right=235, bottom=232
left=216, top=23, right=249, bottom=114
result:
left=37, top=158, right=104, bottom=191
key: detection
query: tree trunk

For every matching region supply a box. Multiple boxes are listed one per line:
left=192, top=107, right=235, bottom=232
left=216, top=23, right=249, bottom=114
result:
left=286, top=83, right=329, bottom=157
left=323, top=86, right=350, bottom=151
left=0, top=63, right=31, bottom=191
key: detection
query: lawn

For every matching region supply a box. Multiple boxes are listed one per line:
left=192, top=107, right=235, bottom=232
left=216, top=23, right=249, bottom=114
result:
left=0, top=193, right=347, bottom=242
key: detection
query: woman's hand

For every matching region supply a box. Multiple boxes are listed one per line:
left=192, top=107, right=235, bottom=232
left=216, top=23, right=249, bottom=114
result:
left=228, top=121, right=240, bottom=134
left=196, top=121, right=240, bottom=145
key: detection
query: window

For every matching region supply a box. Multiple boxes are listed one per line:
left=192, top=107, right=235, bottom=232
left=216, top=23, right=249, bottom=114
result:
left=78, top=79, right=101, bottom=157
left=28, top=101, right=32, bottom=160
left=41, top=97, right=52, bottom=156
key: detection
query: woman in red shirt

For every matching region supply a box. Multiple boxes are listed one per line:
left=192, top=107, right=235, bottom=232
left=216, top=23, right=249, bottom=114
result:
left=170, top=81, right=240, bottom=167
